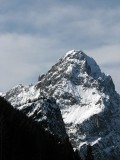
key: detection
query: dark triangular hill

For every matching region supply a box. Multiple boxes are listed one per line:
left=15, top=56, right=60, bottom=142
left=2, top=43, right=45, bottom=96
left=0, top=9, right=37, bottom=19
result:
left=0, top=96, right=81, bottom=160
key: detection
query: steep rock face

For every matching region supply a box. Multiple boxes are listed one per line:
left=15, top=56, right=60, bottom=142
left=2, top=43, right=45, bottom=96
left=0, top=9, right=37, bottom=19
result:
left=35, top=50, right=120, bottom=160
left=5, top=85, right=67, bottom=140
left=6, top=50, right=120, bottom=160
left=0, top=96, right=79, bottom=160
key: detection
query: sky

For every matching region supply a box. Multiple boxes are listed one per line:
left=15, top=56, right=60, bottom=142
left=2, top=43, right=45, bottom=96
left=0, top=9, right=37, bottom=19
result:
left=0, top=0, right=120, bottom=94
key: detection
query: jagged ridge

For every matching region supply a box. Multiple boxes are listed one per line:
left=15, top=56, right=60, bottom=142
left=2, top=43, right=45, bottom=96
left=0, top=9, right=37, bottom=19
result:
left=5, top=50, right=120, bottom=160
left=0, top=96, right=79, bottom=160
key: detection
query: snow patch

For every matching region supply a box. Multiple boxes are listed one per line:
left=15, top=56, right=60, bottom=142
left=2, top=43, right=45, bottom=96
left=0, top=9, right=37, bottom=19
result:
left=91, top=137, right=101, bottom=146
left=63, top=103, right=104, bottom=124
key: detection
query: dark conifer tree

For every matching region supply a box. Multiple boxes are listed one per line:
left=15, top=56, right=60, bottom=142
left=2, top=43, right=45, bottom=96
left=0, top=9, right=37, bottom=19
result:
left=85, top=144, right=94, bottom=160
left=0, top=96, right=81, bottom=160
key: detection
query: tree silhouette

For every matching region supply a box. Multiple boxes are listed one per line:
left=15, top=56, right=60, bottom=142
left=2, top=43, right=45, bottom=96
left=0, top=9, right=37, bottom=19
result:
left=85, top=144, right=94, bottom=160
left=0, top=96, right=80, bottom=160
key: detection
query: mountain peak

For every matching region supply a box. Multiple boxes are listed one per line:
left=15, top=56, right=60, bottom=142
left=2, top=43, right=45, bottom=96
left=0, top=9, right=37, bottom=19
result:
left=5, top=50, right=120, bottom=160
left=59, top=50, right=102, bottom=81
left=63, top=50, right=83, bottom=59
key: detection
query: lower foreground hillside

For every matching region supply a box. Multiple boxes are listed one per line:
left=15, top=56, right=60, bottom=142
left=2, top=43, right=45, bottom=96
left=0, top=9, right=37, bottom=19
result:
left=0, top=96, right=80, bottom=160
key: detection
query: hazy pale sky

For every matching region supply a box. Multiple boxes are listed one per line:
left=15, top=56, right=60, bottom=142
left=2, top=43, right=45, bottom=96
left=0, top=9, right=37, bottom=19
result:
left=0, top=0, right=120, bottom=93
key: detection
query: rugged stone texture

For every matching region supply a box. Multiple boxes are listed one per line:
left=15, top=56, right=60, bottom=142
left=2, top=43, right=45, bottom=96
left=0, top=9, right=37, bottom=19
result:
left=5, top=50, right=120, bottom=160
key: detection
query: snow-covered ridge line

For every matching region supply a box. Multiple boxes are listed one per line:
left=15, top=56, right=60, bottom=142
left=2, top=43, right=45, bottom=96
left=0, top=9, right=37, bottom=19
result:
left=5, top=50, right=120, bottom=160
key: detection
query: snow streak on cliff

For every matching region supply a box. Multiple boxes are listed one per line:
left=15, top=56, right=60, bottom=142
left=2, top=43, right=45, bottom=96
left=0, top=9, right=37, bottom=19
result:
left=5, top=50, right=120, bottom=160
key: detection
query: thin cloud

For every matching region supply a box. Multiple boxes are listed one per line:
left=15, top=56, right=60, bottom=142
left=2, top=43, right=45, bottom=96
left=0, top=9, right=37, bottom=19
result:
left=0, top=1, right=120, bottom=93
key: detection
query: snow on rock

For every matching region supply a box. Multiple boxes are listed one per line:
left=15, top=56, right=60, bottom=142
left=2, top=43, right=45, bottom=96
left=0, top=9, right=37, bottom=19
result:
left=5, top=50, right=120, bottom=160
left=5, top=84, right=40, bottom=108
left=5, top=84, right=67, bottom=140
left=0, top=92, right=4, bottom=96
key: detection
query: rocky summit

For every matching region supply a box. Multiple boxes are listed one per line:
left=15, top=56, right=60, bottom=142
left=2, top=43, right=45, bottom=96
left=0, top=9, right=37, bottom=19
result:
left=5, top=50, right=120, bottom=160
